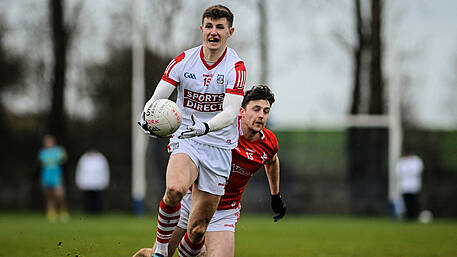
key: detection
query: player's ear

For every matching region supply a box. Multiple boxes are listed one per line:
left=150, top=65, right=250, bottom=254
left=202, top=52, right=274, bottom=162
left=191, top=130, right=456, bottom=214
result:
left=200, top=25, right=203, bottom=33
left=240, top=107, right=245, bottom=115
left=229, top=27, right=235, bottom=36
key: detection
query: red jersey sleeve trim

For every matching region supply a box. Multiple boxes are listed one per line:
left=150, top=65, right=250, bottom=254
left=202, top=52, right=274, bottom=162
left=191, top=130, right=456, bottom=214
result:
left=233, top=61, right=246, bottom=93
left=163, top=51, right=185, bottom=82
left=161, top=75, right=179, bottom=86
left=225, top=88, right=244, bottom=96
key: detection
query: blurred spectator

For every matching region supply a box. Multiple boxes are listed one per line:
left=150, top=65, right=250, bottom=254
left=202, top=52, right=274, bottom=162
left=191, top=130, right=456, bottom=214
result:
left=396, top=153, right=424, bottom=220
left=75, top=149, right=110, bottom=214
left=38, top=134, right=69, bottom=222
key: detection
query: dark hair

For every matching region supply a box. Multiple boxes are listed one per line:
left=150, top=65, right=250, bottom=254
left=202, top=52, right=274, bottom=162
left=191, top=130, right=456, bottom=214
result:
left=202, top=5, right=234, bottom=27
left=242, top=85, right=275, bottom=108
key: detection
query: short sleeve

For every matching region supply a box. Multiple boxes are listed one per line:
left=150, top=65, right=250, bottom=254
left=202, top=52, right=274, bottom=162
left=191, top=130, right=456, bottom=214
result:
left=225, top=61, right=246, bottom=96
left=161, top=52, right=185, bottom=86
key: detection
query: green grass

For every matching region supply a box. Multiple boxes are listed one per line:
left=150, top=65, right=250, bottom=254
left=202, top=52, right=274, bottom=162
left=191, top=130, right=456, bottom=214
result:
left=1, top=212, right=456, bottom=257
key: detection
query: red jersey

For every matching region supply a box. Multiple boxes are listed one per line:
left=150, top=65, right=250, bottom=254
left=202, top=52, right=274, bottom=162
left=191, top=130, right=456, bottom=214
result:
left=217, top=119, right=279, bottom=210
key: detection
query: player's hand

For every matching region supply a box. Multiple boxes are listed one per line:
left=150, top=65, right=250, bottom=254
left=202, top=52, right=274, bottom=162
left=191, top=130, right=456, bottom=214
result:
left=132, top=248, right=153, bottom=257
left=137, top=112, right=160, bottom=138
left=179, top=114, right=209, bottom=139
left=271, top=193, right=287, bottom=222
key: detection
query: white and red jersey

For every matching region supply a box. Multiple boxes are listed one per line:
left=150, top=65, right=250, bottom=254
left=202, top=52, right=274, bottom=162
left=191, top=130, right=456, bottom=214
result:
left=162, top=45, right=246, bottom=149
left=218, top=118, right=279, bottom=210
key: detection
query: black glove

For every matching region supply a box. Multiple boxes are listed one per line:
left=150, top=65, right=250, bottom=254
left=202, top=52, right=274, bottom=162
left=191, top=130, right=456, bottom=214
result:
left=271, top=193, right=287, bottom=222
left=137, top=112, right=160, bottom=138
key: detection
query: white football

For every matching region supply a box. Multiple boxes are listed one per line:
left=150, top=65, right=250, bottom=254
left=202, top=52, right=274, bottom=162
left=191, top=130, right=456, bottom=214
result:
left=145, top=99, right=182, bottom=137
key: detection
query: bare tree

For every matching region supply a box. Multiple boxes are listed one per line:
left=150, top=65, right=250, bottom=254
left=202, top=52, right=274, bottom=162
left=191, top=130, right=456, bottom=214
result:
left=48, top=0, right=84, bottom=144
left=347, top=0, right=388, bottom=215
left=368, top=0, right=384, bottom=115
left=0, top=19, right=23, bottom=137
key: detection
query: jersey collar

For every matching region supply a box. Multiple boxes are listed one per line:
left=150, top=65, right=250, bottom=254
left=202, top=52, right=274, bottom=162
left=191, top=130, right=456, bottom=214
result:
left=200, top=46, right=227, bottom=70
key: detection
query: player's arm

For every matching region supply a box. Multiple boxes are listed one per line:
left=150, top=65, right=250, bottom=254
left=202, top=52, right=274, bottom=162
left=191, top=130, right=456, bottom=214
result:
left=179, top=93, right=243, bottom=138
left=142, top=80, right=176, bottom=112
left=207, top=60, right=246, bottom=132
left=138, top=80, right=176, bottom=137
left=265, top=154, right=287, bottom=222
left=207, top=93, right=243, bottom=131
left=139, top=51, right=184, bottom=137
left=265, top=154, right=280, bottom=195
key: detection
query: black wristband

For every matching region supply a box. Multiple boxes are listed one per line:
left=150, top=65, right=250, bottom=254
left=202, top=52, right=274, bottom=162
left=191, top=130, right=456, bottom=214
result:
left=203, top=122, right=210, bottom=135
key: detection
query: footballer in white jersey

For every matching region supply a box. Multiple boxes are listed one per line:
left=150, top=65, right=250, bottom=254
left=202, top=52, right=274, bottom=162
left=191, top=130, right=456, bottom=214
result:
left=133, top=85, right=287, bottom=257
left=163, top=45, right=246, bottom=149
left=135, top=5, right=247, bottom=257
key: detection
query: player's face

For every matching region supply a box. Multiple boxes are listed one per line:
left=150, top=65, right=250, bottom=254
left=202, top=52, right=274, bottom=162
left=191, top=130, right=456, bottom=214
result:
left=241, top=99, right=271, bottom=133
left=43, top=136, right=55, bottom=148
left=200, top=17, right=234, bottom=52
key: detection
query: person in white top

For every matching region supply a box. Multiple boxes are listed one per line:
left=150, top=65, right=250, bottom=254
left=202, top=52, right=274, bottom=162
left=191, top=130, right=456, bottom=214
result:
left=137, top=5, right=246, bottom=257
left=132, top=85, right=286, bottom=257
left=75, top=149, right=110, bottom=214
left=396, top=153, right=424, bottom=220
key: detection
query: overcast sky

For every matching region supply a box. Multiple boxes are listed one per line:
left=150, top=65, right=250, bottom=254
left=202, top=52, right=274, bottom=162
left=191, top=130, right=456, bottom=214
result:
left=1, top=0, right=456, bottom=129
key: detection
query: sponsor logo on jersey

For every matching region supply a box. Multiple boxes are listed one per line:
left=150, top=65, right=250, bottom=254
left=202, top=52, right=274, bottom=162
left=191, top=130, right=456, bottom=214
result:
left=203, top=74, right=213, bottom=86
left=184, top=72, right=197, bottom=80
left=217, top=74, right=224, bottom=84
left=232, top=163, right=253, bottom=177
left=183, top=89, right=224, bottom=112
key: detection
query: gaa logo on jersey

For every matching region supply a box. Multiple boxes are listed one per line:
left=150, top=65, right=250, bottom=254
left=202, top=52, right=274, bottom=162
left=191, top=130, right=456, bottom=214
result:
left=217, top=74, right=224, bottom=84
left=184, top=72, right=197, bottom=80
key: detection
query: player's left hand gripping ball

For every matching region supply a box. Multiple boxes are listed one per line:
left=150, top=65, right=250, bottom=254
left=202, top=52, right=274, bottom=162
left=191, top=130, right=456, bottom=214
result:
left=179, top=114, right=209, bottom=139
left=137, top=112, right=159, bottom=138
left=271, top=193, right=287, bottom=222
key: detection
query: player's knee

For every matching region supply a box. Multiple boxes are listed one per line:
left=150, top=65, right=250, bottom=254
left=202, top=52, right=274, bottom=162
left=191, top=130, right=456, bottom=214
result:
left=165, top=186, right=186, bottom=205
left=188, top=222, right=207, bottom=242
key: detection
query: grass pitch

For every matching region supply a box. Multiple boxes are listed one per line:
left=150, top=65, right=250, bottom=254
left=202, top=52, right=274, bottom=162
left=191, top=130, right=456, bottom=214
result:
left=1, top=212, right=456, bottom=257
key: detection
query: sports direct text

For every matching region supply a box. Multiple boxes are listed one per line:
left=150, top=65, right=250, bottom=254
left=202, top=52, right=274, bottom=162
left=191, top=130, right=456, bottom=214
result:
left=184, top=89, right=224, bottom=112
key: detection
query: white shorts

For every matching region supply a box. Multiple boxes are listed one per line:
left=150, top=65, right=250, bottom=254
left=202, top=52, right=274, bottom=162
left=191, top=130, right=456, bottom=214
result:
left=177, top=191, right=241, bottom=233
left=168, top=137, right=231, bottom=196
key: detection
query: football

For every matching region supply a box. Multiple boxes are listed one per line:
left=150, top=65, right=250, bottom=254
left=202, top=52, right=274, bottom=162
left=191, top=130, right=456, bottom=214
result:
left=144, top=99, right=182, bottom=137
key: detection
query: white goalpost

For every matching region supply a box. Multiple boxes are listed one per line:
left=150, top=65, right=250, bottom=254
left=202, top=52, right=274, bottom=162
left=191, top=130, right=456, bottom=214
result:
left=131, top=0, right=147, bottom=215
